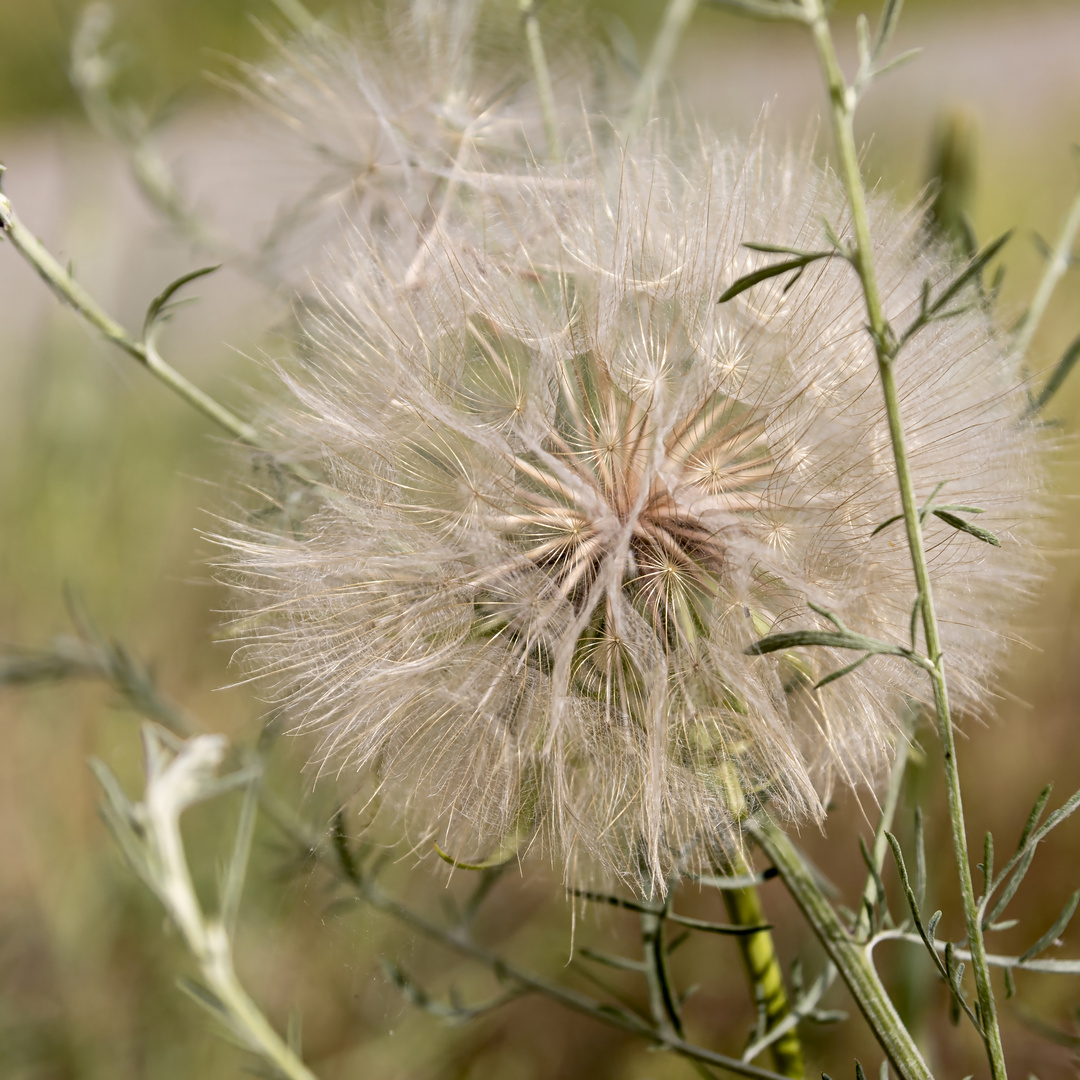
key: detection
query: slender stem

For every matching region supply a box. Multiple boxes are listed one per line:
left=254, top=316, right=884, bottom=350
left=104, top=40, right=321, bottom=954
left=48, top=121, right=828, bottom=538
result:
left=855, top=711, right=915, bottom=939
left=868, top=930, right=1080, bottom=976
left=145, top=754, right=317, bottom=1080
left=752, top=820, right=934, bottom=1080
left=801, top=3, right=1006, bottom=1075
left=0, top=187, right=258, bottom=444
left=626, top=0, right=700, bottom=133
left=347, top=873, right=791, bottom=1080
left=1013, top=182, right=1080, bottom=361
left=722, top=849, right=805, bottom=1078
left=519, top=0, right=562, bottom=161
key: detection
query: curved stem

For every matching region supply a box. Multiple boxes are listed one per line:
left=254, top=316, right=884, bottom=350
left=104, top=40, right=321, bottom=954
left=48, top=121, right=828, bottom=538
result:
left=801, top=3, right=1007, bottom=1075
left=1013, top=182, right=1080, bottom=361
left=723, top=848, right=805, bottom=1077
left=0, top=187, right=258, bottom=444
left=752, top=820, right=934, bottom=1080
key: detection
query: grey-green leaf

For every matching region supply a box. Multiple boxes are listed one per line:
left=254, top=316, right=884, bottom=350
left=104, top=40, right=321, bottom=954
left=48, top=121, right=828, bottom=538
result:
left=932, top=509, right=999, bottom=546
left=718, top=251, right=832, bottom=303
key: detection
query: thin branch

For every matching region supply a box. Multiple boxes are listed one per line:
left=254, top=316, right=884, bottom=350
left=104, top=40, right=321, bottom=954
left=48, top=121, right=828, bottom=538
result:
left=626, top=0, right=700, bottom=132
left=519, top=0, right=562, bottom=160
left=0, top=181, right=257, bottom=444
left=1013, top=180, right=1080, bottom=362
left=799, top=0, right=1008, bottom=1072
left=868, top=930, right=1080, bottom=976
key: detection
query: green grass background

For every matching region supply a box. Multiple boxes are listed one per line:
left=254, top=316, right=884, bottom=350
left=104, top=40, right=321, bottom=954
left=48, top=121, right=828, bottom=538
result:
left=2, top=2, right=1080, bottom=1078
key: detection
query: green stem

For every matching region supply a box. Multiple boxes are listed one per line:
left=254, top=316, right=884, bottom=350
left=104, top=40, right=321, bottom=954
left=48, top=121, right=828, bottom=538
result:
left=0, top=186, right=258, bottom=445
left=626, top=0, right=700, bottom=133
left=1013, top=181, right=1080, bottom=361
left=802, top=3, right=1006, bottom=1076
left=348, top=873, right=792, bottom=1080
left=752, top=820, right=934, bottom=1080
left=519, top=0, right=562, bottom=161
left=855, top=711, right=915, bottom=939
left=723, top=849, right=805, bottom=1078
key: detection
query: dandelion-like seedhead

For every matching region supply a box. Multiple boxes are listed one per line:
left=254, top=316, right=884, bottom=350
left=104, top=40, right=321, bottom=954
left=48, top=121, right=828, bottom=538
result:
left=223, top=123, right=1042, bottom=891
left=232, top=0, right=593, bottom=284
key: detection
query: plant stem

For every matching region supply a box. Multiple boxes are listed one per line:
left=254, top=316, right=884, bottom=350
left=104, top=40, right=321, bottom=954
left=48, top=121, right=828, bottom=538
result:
left=519, top=0, right=562, bottom=160
left=626, top=0, right=700, bottom=133
left=855, top=711, right=915, bottom=939
left=345, top=871, right=792, bottom=1080
left=1013, top=182, right=1080, bottom=361
left=751, top=820, right=934, bottom=1080
left=0, top=185, right=258, bottom=445
left=723, top=849, right=805, bottom=1077
left=801, top=3, right=1006, bottom=1075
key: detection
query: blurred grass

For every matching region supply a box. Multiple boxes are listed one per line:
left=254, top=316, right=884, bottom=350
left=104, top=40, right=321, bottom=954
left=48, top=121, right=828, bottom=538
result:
left=2, top=1, right=1080, bottom=1079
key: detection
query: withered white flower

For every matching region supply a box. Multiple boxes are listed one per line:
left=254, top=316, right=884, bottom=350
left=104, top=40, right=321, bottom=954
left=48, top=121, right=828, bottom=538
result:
left=223, top=133, right=1041, bottom=892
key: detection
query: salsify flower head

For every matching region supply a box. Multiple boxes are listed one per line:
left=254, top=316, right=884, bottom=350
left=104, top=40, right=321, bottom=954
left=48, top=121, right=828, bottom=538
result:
left=229, top=0, right=593, bottom=285
left=223, top=131, right=1041, bottom=893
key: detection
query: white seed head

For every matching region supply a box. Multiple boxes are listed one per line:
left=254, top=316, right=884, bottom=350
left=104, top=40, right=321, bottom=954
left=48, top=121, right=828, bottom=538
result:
left=222, top=120, right=1042, bottom=892
left=233, top=0, right=594, bottom=284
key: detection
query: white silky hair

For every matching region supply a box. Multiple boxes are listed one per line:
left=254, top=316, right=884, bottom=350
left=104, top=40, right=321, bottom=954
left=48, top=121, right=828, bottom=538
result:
left=219, top=12, right=1043, bottom=895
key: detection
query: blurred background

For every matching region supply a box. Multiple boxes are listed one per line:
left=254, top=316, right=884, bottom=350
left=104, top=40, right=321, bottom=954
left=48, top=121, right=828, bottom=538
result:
left=2, top=1, right=1080, bottom=1077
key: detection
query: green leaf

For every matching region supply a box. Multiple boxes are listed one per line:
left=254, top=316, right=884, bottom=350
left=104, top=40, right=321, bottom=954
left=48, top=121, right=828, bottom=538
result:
left=700, top=0, right=809, bottom=22
left=872, top=47, right=921, bottom=80
left=1020, top=889, right=1080, bottom=962
left=933, top=504, right=986, bottom=515
left=872, top=0, right=904, bottom=59
left=914, top=808, right=927, bottom=914
left=932, top=509, right=999, bottom=546
left=1018, top=784, right=1054, bottom=853
left=1027, top=332, right=1080, bottom=417
left=717, top=251, right=832, bottom=303
left=219, top=764, right=261, bottom=936
left=870, top=513, right=903, bottom=537
left=142, top=264, right=221, bottom=339
left=929, top=231, right=1012, bottom=316
left=981, top=831, right=994, bottom=894
left=579, top=947, right=647, bottom=972
left=814, top=652, right=873, bottom=689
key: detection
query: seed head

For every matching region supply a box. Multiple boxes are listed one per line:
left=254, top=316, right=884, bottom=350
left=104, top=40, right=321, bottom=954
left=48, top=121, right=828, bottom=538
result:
left=223, top=132, right=1042, bottom=893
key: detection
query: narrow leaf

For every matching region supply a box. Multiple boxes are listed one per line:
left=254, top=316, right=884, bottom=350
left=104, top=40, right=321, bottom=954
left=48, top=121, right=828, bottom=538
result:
left=579, top=947, right=647, bottom=972
left=1018, top=784, right=1054, bottom=853
left=914, top=808, right=927, bottom=915
left=872, top=46, right=921, bottom=79
left=986, top=847, right=1037, bottom=926
left=143, top=264, right=221, bottom=338
left=932, top=509, right=999, bottom=546
left=717, top=252, right=831, bottom=303
left=870, top=513, right=903, bottom=537
left=1027, top=332, right=1080, bottom=416
left=929, top=231, right=1012, bottom=316
left=927, top=911, right=942, bottom=940
left=872, top=0, right=904, bottom=59
left=1020, top=889, right=1080, bottom=962
left=982, top=832, right=994, bottom=894
left=815, top=652, right=874, bottom=689
left=220, top=766, right=261, bottom=936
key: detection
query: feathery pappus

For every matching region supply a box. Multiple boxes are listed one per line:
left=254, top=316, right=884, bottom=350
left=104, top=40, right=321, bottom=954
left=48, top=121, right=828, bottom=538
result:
left=221, top=109, right=1042, bottom=892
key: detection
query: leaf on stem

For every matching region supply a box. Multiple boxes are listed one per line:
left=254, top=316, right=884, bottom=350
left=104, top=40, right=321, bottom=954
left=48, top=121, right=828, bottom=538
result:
left=931, top=509, right=999, bottom=546
left=1019, top=889, right=1080, bottom=962
left=142, top=264, right=221, bottom=342
left=718, top=248, right=834, bottom=303
left=1026, top=332, right=1080, bottom=417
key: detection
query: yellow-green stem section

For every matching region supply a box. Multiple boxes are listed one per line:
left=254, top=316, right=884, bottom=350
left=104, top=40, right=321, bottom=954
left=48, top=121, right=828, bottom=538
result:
left=723, top=852, right=805, bottom=1078
left=802, top=2, right=1006, bottom=1076
left=753, top=821, right=934, bottom=1080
